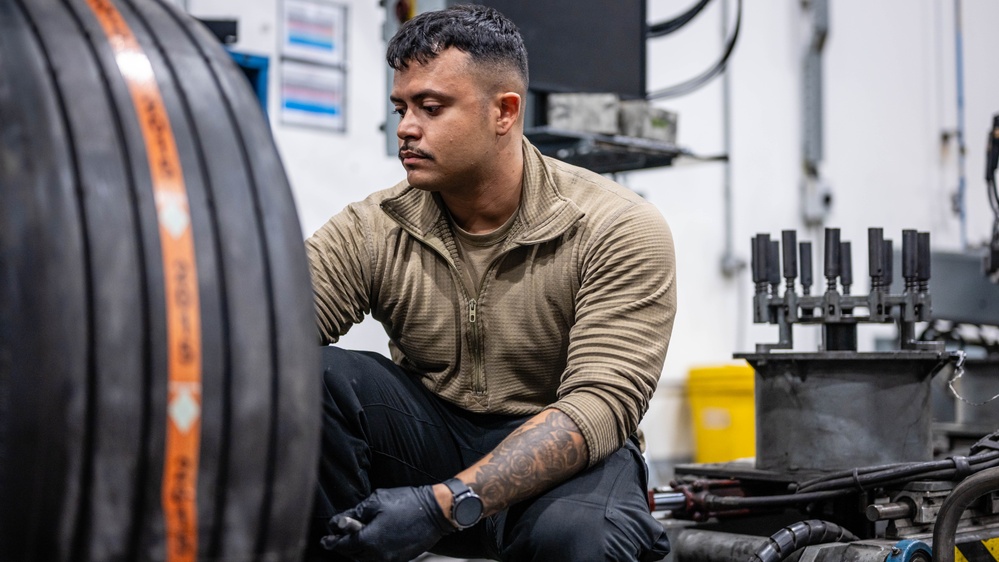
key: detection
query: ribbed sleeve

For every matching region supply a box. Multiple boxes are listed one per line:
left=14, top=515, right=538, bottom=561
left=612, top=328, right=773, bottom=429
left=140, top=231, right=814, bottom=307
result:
left=553, top=202, right=676, bottom=466
left=305, top=202, right=374, bottom=344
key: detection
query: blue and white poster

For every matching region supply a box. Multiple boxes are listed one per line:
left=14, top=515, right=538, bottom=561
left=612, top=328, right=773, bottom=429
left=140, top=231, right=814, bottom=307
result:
left=281, top=60, right=346, bottom=131
left=282, top=0, right=346, bottom=66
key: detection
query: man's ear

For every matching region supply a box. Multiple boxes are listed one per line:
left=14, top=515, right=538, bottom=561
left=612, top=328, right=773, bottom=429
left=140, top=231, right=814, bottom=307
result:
left=495, top=92, right=522, bottom=135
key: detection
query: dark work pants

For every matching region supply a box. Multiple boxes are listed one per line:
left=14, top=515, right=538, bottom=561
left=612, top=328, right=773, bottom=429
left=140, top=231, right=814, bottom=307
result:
left=305, top=346, right=670, bottom=561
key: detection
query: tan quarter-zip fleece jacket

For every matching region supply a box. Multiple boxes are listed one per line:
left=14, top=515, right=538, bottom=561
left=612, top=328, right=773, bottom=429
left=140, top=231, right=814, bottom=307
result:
left=306, top=139, right=676, bottom=466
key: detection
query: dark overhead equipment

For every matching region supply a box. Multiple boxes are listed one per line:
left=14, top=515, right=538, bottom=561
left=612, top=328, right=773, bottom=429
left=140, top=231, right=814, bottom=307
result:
left=473, top=0, right=647, bottom=99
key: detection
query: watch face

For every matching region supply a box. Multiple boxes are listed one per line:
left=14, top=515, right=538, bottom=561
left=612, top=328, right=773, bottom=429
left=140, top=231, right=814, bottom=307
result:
left=454, top=495, right=483, bottom=527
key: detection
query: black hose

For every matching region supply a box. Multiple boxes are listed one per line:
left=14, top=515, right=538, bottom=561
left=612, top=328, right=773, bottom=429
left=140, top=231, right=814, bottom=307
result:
left=795, top=449, right=999, bottom=493
left=704, top=489, right=851, bottom=509
left=931, top=465, right=999, bottom=562
left=647, top=0, right=713, bottom=38
left=673, top=432, right=999, bottom=520
left=986, top=115, right=998, bottom=218
left=988, top=115, right=999, bottom=275
left=797, top=456, right=999, bottom=493
left=646, top=0, right=742, bottom=99
left=692, top=456, right=999, bottom=513
left=748, top=520, right=859, bottom=562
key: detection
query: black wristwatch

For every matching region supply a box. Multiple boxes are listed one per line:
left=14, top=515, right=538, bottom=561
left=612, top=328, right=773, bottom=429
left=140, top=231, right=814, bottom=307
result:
left=443, top=478, right=483, bottom=529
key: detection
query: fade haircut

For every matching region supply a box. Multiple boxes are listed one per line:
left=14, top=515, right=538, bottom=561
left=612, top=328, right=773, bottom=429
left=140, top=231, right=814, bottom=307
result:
left=387, top=4, right=529, bottom=92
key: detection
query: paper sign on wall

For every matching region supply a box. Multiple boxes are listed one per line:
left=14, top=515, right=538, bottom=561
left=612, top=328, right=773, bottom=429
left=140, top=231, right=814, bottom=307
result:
left=280, top=60, right=345, bottom=131
left=282, top=0, right=346, bottom=66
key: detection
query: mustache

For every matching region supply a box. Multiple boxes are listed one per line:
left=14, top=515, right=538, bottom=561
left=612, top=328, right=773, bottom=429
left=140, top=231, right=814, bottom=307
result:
left=398, top=145, right=434, bottom=161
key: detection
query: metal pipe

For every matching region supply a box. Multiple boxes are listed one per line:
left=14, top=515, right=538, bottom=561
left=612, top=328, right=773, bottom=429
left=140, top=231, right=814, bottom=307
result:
left=883, top=239, right=894, bottom=287
left=868, top=228, right=885, bottom=288
left=954, top=0, right=968, bottom=249
left=753, top=234, right=771, bottom=285
left=932, top=465, right=999, bottom=562
left=840, top=241, right=852, bottom=294
left=865, top=501, right=913, bottom=521
left=719, top=0, right=743, bottom=277
left=800, top=241, right=814, bottom=295
left=782, top=230, right=798, bottom=286
left=651, top=492, right=687, bottom=512
left=824, top=228, right=840, bottom=291
left=768, top=240, right=781, bottom=289
left=902, top=229, right=918, bottom=290
left=917, top=232, right=931, bottom=291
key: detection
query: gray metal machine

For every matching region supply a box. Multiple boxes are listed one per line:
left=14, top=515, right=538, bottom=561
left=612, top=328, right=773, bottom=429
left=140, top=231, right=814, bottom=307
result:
left=657, top=228, right=999, bottom=562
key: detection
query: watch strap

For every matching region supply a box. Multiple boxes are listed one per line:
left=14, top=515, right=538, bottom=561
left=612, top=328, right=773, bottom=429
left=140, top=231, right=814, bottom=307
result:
left=443, top=478, right=471, bottom=498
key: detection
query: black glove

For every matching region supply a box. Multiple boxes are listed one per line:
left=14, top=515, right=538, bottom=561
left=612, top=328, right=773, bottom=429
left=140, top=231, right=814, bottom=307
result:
left=321, top=485, right=455, bottom=562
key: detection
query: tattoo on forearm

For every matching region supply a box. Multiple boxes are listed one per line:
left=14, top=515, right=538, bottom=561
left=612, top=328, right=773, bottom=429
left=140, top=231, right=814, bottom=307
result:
left=470, top=409, right=587, bottom=513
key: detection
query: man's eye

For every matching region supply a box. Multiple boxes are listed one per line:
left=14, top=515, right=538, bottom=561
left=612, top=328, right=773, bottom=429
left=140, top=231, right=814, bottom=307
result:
left=392, top=108, right=406, bottom=116
left=424, top=105, right=441, bottom=114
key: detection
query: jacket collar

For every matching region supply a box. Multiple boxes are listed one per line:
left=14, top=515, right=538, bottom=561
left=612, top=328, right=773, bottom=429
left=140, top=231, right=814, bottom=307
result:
left=380, top=138, right=585, bottom=245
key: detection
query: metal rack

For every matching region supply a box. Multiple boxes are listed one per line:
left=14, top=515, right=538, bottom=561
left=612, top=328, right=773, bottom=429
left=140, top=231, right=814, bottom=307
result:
left=525, top=126, right=723, bottom=174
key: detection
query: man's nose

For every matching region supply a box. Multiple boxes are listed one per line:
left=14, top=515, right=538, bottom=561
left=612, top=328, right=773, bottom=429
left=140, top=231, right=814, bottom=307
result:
left=397, top=111, right=420, bottom=141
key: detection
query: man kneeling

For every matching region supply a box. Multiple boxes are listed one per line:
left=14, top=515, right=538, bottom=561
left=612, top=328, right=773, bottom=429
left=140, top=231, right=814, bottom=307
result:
left=305, top=5, right=676, bottom=561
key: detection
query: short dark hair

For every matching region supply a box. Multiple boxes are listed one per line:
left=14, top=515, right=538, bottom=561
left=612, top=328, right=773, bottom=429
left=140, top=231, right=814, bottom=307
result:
left=387, top=4, right=529, bottom=89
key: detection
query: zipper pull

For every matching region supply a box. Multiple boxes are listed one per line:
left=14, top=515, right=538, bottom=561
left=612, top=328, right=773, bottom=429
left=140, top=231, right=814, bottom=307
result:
left=468, top=299, right=477, bottom=323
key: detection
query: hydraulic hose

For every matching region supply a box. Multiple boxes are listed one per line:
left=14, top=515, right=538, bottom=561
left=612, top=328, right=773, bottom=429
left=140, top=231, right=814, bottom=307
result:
left=670, top=431, right=999, bottom=521
left=794, top=431, right=999, bottom=494
left=647, top=0, right=712, bottom=38
left=647, top=0, right=742, bottom=99
left=795, top=451, right=999, bottom=493
left=748, top=520, right=859, bottom=562
left=704, top=489, right=851, bottom=510
left=931, top=465, right=999, bottom=562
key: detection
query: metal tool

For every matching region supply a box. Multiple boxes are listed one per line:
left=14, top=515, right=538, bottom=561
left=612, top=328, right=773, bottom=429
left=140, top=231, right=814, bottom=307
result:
left=750, top=227, right=939, bottom=353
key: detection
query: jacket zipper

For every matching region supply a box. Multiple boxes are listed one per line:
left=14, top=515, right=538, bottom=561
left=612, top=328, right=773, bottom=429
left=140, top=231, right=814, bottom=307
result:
left=391, top=217, right=517, bottom=398
left=424, top=244, right=487, bottom=396
left=468, top=298, right=484, bottom=394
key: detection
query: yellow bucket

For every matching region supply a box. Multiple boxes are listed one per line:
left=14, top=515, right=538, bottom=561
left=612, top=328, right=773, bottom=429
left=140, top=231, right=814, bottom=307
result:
left=686, top=363, right=756, bottom=463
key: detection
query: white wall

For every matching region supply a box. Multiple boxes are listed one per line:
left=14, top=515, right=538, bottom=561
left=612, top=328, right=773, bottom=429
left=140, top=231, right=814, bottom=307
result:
left=187, top=0, right=999, bottom=462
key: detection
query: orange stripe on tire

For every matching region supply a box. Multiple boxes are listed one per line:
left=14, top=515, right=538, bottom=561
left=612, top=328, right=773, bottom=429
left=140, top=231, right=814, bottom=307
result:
left=84, top=1, right=202, bottom=560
